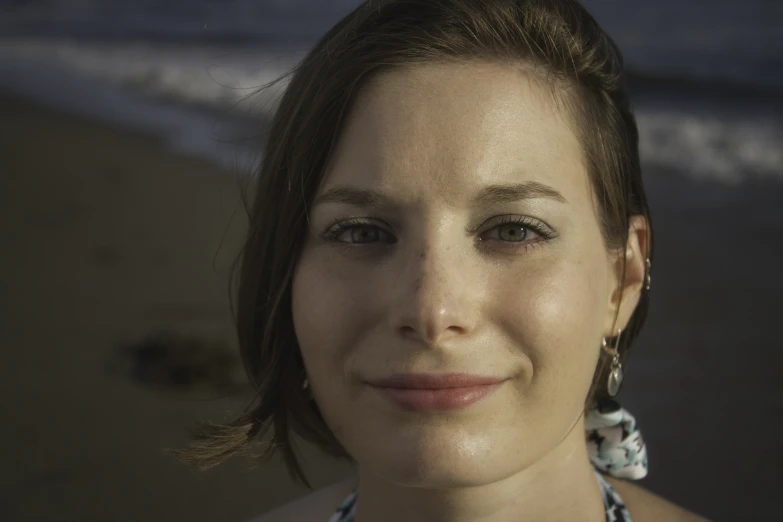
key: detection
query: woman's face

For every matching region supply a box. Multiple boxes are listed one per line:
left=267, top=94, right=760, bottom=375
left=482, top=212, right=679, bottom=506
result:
left=292, top=61, right=625, bottom=487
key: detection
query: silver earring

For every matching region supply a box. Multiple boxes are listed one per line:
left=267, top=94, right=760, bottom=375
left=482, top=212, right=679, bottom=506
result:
left=645, top=258, right=652, bottom=291
left=602, top=328, right=624, bottom=397
left=302, top=377, right=310, bottom=391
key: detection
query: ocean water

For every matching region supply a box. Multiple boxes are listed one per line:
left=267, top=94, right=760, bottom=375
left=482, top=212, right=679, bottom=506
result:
left=0, top=0, right=781, bottom=182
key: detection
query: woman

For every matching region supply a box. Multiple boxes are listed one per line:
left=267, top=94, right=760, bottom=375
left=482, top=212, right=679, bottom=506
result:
left=179, top=1, right=709, bottom=520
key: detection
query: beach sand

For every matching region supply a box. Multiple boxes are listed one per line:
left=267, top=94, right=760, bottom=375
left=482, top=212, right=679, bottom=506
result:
left=1, top=92, right=780, bottom=521
left=0, top=93, right=353, bottom=522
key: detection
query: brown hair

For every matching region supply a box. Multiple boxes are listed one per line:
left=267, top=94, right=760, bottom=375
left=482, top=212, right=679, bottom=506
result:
left=174, top=0, right=654, bottom=489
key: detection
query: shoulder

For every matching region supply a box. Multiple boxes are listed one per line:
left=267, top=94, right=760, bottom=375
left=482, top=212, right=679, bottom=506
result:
left=247, top=476, right=358, bottom=522
left=604, top=476, right=712, bottom=522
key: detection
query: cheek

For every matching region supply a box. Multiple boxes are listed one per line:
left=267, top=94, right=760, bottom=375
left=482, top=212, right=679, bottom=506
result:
left=291, top=251, right=372, bottom=376
left=292, top=251, right=381, bottom=441
left=495, top=253, right=609, bottom=396
left=292, top=256, right=339, bottom=358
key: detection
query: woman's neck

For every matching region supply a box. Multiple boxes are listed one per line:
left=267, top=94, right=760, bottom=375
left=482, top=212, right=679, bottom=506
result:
left=351, top=415, right=606, bottom=522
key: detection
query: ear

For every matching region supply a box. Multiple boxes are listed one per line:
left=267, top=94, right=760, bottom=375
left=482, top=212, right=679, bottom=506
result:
left=604, top=215, right=650, bottom=334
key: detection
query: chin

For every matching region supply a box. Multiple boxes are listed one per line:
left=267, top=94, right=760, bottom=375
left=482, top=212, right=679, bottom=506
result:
left=359, top=428, right=517, bottom=489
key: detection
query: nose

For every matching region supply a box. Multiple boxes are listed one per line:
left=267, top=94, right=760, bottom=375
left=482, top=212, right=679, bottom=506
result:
left=390, top=241, right=479, bottom=347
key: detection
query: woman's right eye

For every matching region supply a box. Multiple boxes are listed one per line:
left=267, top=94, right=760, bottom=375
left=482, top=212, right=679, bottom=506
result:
left=336, top=224, right=393, bottom=244
left=321, top=221, right=396, bottom=245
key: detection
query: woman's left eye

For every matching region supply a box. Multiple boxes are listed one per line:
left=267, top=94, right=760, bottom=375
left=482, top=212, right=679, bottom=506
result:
left=477, top=218, right=553, bottom=250
left=485, top=222, right=537, bottom=242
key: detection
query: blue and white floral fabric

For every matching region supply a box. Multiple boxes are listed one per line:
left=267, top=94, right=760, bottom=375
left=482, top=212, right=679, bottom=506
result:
left=586, top=398, right=649, bottom=480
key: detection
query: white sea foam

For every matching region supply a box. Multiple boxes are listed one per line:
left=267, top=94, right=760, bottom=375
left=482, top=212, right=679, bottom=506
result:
left=0, top=39, right=297, bottom=115
left=1, top=39, right=780, bottom=183
left=0, top=40, right=298, bottom=169
left=637, top=111, right=783, bottom=184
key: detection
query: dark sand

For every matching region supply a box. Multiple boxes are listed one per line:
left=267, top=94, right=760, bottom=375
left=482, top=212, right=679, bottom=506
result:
left=1, top=92, right=781, bottom=521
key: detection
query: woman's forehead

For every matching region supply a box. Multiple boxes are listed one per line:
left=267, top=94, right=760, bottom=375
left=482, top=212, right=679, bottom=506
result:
left=321, top=62, right=589, bottom=210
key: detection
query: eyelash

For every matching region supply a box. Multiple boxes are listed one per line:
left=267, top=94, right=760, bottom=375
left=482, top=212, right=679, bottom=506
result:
left=320, top=215, right=557, bottom=253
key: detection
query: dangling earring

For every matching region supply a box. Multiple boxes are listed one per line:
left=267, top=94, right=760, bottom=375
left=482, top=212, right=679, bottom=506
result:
left=602, top=328, right=624, bottom=397
left=645, top=258, right=652, bottom=291
left=302, top=377, right=310, bottom=390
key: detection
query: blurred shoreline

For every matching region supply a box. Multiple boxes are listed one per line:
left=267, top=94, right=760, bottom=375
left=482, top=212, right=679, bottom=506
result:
left=1, top=89, right=782, bottom=521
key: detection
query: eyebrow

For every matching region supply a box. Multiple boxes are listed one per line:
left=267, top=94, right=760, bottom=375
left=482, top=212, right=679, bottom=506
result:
left=312, top=180, right=568, bottom=209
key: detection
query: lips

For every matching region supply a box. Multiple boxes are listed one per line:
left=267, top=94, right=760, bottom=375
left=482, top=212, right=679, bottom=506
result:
left=369, top=373, right=504, bottom=389
left=368, top=373, right=505, bottom=412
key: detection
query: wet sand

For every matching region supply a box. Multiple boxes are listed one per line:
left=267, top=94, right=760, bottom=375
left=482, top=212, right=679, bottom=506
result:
left=1, top=92, right=780, bottom=521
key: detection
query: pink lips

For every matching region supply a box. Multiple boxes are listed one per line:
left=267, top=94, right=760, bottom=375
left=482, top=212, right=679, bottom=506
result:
left=368, top=373, right=505, bottom=412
